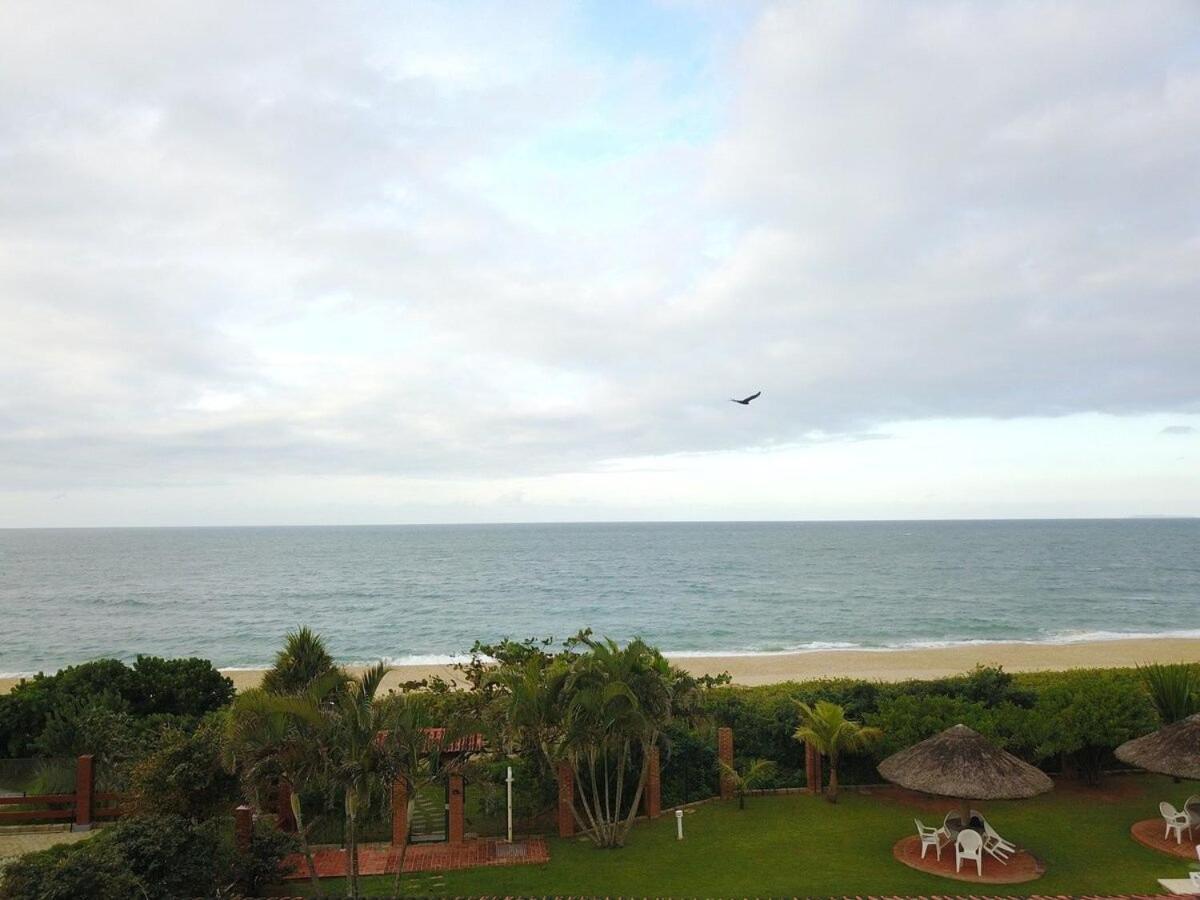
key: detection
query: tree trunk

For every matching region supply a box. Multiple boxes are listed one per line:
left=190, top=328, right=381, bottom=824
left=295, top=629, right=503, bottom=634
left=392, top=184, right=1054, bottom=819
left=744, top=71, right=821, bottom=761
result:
left=827, top=758, right=839, bottom=803
left=346, top=796, right=358, bottom=900
left=294, top=808, right=324, bottom=899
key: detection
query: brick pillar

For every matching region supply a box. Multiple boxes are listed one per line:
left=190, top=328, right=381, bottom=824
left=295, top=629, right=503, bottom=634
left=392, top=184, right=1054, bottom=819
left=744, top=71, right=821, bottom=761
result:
left=556, top=762, right=575, bottom=838
left=448, top=774, right=465, bottom=844
left=277, top=779, right=297, bottom=832
left=642, top=746, right=661, bottom=819
left=717, top=727, right=734, bottom=801
left=74, top=754, right=94, bottom=830
left=234, top=805, right=254, bottom=854
left=391, top=779, right=409, bottom=847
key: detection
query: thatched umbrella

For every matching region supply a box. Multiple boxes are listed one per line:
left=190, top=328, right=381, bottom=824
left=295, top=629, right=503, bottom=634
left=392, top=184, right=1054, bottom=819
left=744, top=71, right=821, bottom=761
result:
left=1115, top=713, right=1200, bottom=779
left=878, top=723, right=1053, bottom=826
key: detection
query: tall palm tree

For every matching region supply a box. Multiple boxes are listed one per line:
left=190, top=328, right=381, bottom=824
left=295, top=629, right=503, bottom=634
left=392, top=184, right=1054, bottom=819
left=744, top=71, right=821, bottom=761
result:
left=718, top=757, right=777, bottom=809
left=224, top=675, right=343, bottom=898
left=492, top=634, right=678, bottom=848
left=325, top=663, right=395, bottom=899
left=793, top=700, right=881, bottom=803
left=382, top=697, right=467, bottom=900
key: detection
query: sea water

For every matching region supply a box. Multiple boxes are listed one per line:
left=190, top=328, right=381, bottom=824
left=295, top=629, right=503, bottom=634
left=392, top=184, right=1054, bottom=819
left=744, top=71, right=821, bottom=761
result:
left=1, top=519, right=1198, bottom=675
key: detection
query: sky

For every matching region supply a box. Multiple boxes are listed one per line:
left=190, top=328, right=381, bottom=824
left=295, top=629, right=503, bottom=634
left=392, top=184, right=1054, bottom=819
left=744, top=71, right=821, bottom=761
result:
left=1, top=0, right=1198, bottom=527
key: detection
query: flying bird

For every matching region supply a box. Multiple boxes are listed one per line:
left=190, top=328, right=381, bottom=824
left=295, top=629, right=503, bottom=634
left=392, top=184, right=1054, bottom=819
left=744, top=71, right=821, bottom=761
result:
left=730, top=391, right=761, bottom=405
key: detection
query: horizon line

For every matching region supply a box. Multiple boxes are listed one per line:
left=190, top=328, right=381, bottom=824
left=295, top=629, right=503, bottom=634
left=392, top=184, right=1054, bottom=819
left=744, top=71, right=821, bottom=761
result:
left=2, top=514, right=1197, bottom=531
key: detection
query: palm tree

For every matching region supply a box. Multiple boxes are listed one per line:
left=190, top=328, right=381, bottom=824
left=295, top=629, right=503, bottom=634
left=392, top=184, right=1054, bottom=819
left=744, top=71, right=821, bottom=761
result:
left=224, top=676, right=343, bottom=899
left=262, top=626, right=341, bottom=695
left=491, top=634, right=679, bottom=849
left=382, top=696, right=467, bottom=900
left=718, top=757, right=777, bottom=809
left=324, top=663, right=396, bottom=899
left=1139, top=662, right=1200, bottom=724
left=793, top=700, right=881, bottom=803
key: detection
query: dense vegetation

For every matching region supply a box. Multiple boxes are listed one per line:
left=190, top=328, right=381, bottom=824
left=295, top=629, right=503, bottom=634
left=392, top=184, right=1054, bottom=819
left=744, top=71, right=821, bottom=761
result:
left=0, top=633, right=1193, bottom=899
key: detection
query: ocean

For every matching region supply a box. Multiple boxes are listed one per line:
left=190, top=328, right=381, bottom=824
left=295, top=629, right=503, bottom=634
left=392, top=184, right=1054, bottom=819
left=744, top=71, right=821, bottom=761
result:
left=1, top=519, right=1198, bottom=676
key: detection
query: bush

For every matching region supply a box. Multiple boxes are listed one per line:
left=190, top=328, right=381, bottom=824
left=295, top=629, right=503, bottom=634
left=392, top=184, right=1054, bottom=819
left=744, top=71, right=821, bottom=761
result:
left=0, top=836, right=142, bottom=900
left=0, top=814, right=258, bottom=900
left=1029, top=670, right=1158, bottom=784
left=0, top=657, right=233, bottom=760
left=660, top=722, right=719, bottom=806
left=129, top=713, right=240, bottom=820
left=230, top=819, right=299, bottom=895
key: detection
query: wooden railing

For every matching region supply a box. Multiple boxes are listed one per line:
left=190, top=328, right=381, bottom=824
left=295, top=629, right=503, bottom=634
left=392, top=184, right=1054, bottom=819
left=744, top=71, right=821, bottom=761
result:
left=0, top=756, right=124, bottom=829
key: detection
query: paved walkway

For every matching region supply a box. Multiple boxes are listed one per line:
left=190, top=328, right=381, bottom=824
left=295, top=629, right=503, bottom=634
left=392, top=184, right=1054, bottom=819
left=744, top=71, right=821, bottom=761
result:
left=1132, top=818, right=1200, bottom=860
left=283, top=837, right=549, bottom=880
left=892, top=833, right=1044, bottom=884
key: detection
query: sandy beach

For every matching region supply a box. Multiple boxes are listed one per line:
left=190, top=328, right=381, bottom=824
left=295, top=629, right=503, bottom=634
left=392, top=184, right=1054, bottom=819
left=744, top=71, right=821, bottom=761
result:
left=4, top=636, right=1198, bottom=694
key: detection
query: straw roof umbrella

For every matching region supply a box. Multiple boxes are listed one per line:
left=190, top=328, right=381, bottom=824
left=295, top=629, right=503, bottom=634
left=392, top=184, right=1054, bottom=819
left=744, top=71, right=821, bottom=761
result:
left=878, top=723, right=1053, bottom=826
left=1115, top=713, right=1200, bottom=779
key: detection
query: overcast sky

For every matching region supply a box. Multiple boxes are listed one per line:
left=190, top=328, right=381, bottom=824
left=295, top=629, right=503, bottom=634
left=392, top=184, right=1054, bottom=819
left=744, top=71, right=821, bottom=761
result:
left=1, top=0, right=1198, bottom=527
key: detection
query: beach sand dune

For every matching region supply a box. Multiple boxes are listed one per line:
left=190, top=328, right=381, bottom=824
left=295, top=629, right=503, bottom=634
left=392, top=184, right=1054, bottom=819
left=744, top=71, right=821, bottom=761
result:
left=4, top=637, right=1197, bottom=694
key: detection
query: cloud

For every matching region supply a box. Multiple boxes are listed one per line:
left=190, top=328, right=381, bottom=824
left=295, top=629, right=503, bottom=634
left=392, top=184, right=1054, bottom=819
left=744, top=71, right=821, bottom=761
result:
left=0, top=0, right=1198, bottom=499
left=1161, top=425, right=1197, bottom=436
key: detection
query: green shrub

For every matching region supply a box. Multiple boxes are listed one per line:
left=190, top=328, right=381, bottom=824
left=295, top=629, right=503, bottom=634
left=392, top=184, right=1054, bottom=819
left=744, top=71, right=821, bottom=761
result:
left=661, top=722, right=719, bottom=806
left=0, top=657, right=233, bottom=760
left=0, top=814, right=269, bottom=900
left=1029, top=670, right=1158, bottom=784
left=129, top=713, right=240, bottom=820
left=1139, top=662, right=1200, bottom=723
left=0, top=836, right=142, bottom=900
left=230, top=818, right=300, bottom=895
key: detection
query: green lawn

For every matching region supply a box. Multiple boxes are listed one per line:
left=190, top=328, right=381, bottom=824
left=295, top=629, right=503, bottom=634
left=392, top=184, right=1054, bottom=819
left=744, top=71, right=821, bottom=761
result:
left=290, top=773, right=1192, bottom=897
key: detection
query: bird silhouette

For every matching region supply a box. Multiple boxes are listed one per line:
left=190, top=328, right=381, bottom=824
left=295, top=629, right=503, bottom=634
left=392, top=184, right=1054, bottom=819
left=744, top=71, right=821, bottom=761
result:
left=730, top=391, right=761, bottom=405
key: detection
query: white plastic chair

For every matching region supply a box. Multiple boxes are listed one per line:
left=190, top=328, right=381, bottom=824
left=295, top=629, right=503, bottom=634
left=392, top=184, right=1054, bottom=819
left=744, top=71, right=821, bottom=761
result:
left=915, top=818, right=951, bottom=861
left=1184, top=795, right=1200, bottom=830
left=956, top=828, right=984, bottom=876
left=1161, top=801, right=1192, bottom=844
left=970, top=809, right=1015, bottom=863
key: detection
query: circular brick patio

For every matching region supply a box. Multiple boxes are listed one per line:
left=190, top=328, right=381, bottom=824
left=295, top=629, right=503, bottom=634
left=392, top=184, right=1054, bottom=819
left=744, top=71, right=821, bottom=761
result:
left=892, top=834, right=1044, bottom=884
left=1131, top=818, right=1200, bottom=860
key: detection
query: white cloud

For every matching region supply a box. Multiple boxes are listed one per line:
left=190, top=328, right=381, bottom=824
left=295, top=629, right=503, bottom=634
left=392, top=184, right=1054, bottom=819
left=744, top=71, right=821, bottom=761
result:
left=0, top=0, right=1197, bottom=521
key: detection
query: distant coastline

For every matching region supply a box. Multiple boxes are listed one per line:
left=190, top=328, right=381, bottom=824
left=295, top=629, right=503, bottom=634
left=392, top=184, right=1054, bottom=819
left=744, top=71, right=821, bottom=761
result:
left=4, top=635, right=1199, bottom=694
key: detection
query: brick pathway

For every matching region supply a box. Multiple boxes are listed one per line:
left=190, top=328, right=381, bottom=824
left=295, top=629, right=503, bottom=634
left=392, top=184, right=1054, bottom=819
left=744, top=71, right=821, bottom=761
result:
left=892, top=833, right=1044, bottom=884
left=282, top=837, right=549, bottom=880
left=1131, top=817, right=1200, bottom=860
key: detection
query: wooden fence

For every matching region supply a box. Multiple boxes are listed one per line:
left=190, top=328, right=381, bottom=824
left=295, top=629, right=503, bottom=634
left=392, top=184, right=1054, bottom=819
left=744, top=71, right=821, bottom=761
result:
left=0, top=755, right=122, bottom=829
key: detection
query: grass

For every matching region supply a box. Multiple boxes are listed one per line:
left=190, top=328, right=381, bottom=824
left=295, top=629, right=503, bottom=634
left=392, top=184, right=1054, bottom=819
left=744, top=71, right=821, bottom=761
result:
left=287, top=773, right=1190, bottom=897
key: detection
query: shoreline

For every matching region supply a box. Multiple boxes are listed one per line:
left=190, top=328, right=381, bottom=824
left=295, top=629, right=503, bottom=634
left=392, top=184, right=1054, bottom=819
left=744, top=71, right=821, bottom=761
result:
left=4, top=636, right=1198, bottom=693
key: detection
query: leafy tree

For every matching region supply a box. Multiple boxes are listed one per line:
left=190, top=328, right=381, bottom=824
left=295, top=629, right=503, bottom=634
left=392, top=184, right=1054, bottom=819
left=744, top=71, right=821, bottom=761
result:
left=491, top=632, right=690, bottom=848
left=225, top=675, right=343, bottom=899
left=718, top=757, right=777, bottom=809
left=1138, top=662, right=1200, bottom=724
left=261, top=626, right=341, bottom=695
left=1031, top=672, right=1157, bottom=785
left=127, top=656, right=234, bottom=717
left=793, top=700, right=881, bottom=802
left=129, top=713, right=239, bottom=821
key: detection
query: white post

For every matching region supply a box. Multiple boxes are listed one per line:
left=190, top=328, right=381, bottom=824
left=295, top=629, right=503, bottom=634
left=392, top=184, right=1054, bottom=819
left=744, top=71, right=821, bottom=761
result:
left=505, top=765, right=514, bottom=843
left=675, top=808, right=684, bottom=840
